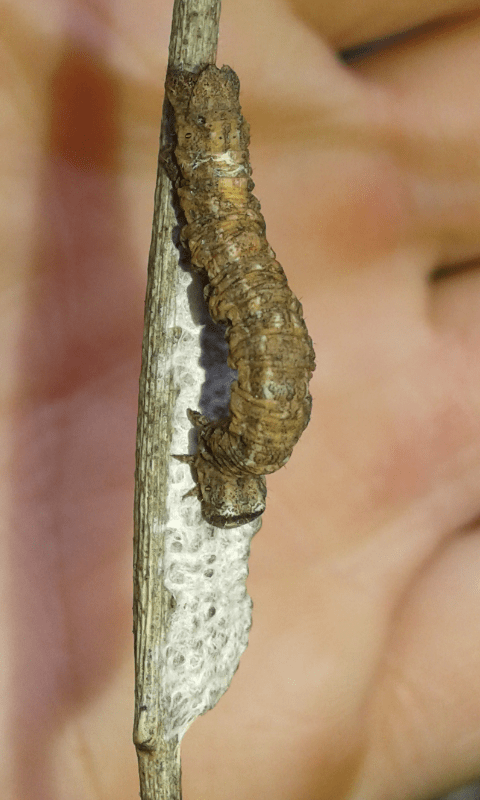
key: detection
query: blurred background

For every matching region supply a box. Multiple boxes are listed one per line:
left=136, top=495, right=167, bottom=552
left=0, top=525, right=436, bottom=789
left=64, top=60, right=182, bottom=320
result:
left=439, top=786, right=480, bottom=800
left=341, top=37, right=480, bottom=800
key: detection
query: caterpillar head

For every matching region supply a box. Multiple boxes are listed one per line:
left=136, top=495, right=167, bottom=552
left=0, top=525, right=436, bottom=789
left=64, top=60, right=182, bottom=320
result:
left=174, top=409, right=266, bottom=528
left=175, top=450, right=266, bottom=528
left=196, top=458, right=266, bottom=528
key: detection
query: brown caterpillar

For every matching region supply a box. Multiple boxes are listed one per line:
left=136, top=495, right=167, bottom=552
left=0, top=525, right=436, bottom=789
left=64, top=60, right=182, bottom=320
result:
left=166, top=64, right=315, bottom=528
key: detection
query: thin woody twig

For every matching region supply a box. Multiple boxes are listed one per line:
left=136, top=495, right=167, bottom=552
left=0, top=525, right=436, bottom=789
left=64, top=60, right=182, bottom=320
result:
left=132, top=1, right=227, bottom=798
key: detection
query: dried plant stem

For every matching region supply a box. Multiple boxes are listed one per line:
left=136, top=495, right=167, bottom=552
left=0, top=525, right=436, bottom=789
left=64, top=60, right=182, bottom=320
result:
left=133, top=1, right=221, bottom=798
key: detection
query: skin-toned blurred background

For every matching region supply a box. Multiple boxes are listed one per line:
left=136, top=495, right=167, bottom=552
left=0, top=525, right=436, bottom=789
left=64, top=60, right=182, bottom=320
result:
left=2, top=0, right=480, bottom=798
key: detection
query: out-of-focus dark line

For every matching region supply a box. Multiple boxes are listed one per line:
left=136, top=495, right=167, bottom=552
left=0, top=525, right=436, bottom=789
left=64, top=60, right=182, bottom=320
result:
left=430, top=259, right=480, bottom=283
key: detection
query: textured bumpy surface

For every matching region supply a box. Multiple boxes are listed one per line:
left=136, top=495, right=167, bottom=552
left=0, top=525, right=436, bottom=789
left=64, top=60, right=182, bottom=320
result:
left=161, top=509, right=259, bottom=739
left=162, top=260, right=261, bottom=740
left=166, top=64, right=316, bottom=527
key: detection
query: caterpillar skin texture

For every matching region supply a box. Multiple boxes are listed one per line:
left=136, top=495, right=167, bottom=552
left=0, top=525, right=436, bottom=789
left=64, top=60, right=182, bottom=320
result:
left=166, top=64, right=316, bottom=528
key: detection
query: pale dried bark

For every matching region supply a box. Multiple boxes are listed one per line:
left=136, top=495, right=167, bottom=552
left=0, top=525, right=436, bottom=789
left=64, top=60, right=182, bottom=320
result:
left=133, top=1, right=221, bottom=798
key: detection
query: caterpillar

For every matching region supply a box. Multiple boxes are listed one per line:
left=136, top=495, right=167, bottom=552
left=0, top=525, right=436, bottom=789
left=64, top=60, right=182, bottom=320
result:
left=166, top=64, right=315, bottom=528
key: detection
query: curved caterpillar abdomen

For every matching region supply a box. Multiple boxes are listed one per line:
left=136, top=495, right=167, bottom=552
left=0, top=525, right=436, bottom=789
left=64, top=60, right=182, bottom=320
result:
left=166, top=64, right=316, bottom=528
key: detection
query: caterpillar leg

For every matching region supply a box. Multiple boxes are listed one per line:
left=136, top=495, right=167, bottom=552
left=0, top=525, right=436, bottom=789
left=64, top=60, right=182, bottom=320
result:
left=159, top=145, right=181, bottom=186
left=186, top=408, right=211, bottom=429
left=172, top=453, right=195, bottom=464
